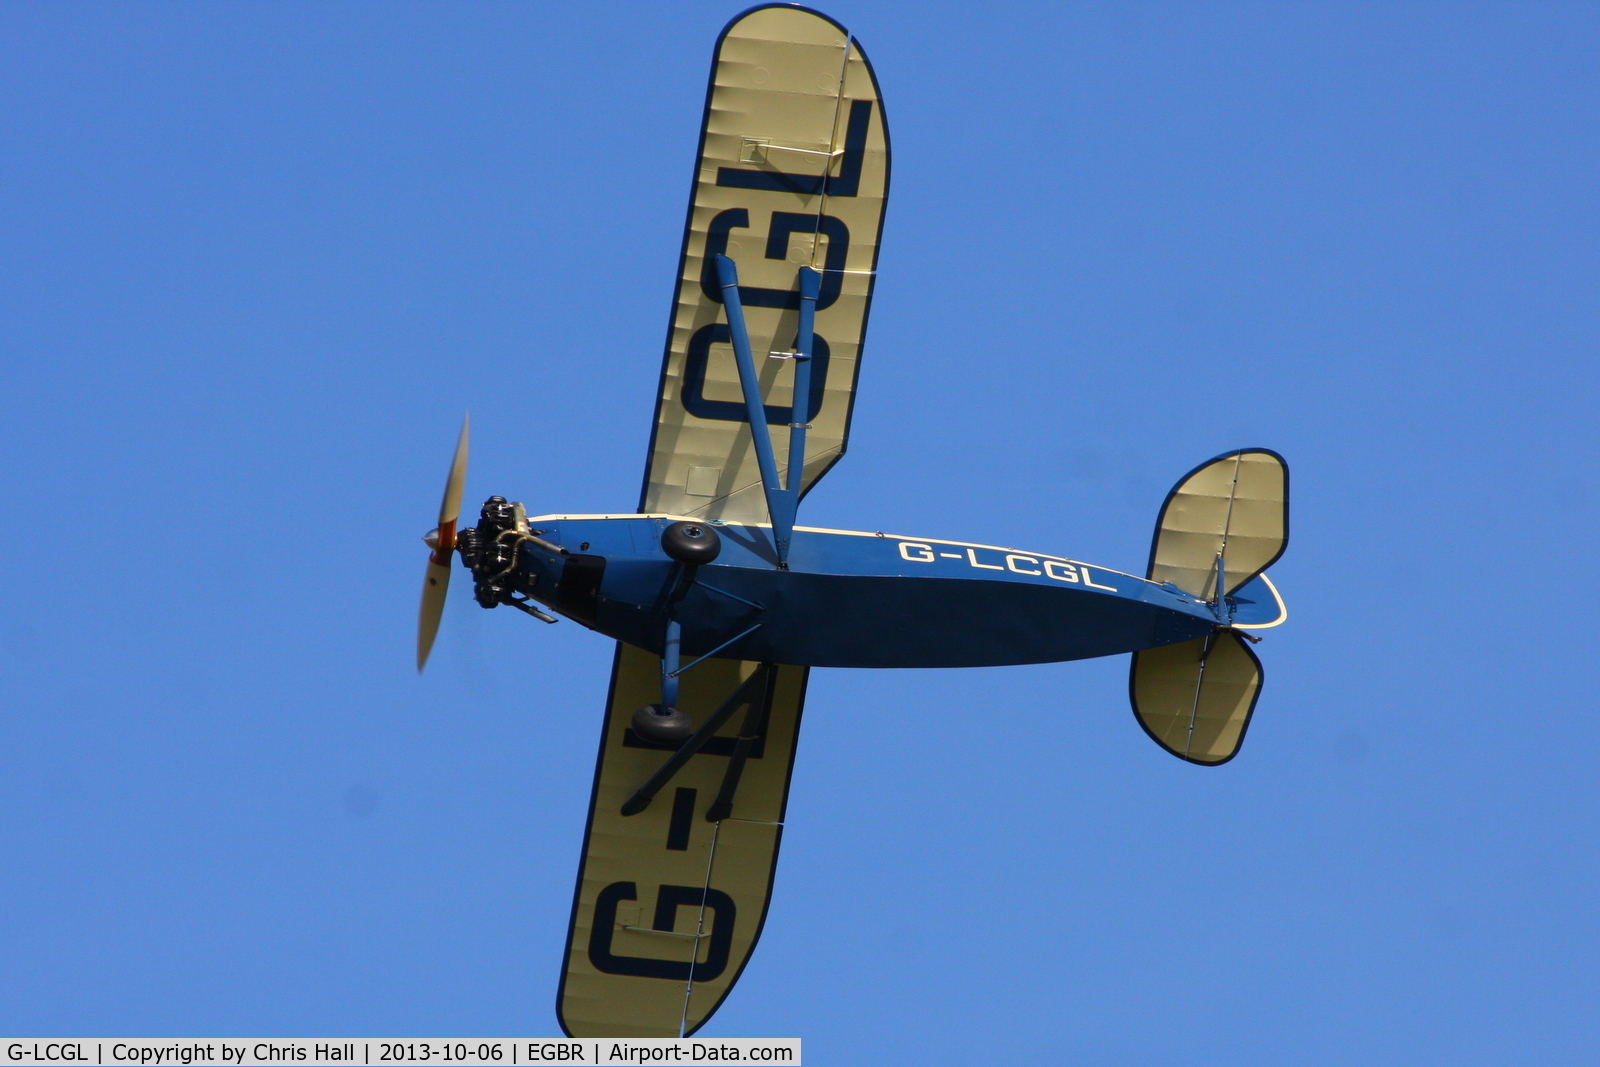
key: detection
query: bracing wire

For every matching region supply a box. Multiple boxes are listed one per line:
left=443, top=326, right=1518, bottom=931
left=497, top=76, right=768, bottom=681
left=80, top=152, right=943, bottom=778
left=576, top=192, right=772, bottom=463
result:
left=1212, top=454, right=1244, bottom=601
left=678, top=815, right=724, bottom=1038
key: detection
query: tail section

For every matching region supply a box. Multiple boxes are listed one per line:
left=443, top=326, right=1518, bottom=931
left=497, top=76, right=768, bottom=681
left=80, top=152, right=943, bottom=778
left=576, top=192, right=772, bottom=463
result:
left=1147, top=449, right=1288, bottom=602
left=1130, top=449, right=1288, bottom=765
left=1130, top=631, right=1263, bottom=765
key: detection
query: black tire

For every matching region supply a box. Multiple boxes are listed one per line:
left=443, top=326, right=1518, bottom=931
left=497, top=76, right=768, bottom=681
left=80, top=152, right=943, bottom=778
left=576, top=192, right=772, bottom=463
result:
left=631, top=704, right=694, bottom=745
left=660, top=520, right=721, bottom=564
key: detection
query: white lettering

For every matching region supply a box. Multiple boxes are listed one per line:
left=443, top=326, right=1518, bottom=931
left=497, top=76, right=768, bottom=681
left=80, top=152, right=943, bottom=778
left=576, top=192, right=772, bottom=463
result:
left=966, top=548, right=1004, bottom=570
left=1080, top=565, right=1118, bottom=590
left=1005, top=554, right=1041, bottom=575
left=1043, top=561, right=1079, bottom=582
left=898, top=541, right=935, bottom=562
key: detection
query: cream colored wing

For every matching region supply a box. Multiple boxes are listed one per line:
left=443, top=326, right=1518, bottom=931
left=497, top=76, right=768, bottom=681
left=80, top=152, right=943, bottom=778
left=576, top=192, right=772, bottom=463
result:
left=556, top=643, right=808, bottom=1038
left=639, top=5, right=889, bottom=522
left=1130, top=630, right=1263, bottom=765
left=1148, top=449, right=1289, bottom=600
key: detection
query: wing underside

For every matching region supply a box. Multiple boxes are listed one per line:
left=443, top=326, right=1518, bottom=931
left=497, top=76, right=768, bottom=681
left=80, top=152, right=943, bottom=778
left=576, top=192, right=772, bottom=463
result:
left=557, top=644, right=808, bottom=1037
left=559, top=7, right=881, bottom=1033
left=639, top=4, right=890, bottom=524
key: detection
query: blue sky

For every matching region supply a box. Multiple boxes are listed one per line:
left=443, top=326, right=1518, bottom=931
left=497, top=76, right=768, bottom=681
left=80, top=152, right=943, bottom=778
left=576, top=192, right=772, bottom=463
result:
left=3, top=1, right=1598, bottom=1062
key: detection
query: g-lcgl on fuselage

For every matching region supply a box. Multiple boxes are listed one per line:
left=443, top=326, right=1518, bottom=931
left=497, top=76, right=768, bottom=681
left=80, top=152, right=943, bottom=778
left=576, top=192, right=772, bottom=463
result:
left=516, top=514, right=1285, bottom=669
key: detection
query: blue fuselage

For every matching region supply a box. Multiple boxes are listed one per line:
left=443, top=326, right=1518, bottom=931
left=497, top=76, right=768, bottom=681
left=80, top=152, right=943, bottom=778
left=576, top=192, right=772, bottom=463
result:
left=511, top=515, right=1254, bottom=669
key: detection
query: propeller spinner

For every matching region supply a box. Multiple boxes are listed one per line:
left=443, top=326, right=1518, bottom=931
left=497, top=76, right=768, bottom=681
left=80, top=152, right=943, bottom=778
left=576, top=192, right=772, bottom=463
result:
left=417, top=415, right=469, bottom=671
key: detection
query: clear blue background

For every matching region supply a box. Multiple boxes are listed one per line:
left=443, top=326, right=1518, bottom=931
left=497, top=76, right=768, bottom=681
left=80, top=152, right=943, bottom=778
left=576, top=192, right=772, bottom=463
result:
left=3, top=2, right=1597, bottom=1062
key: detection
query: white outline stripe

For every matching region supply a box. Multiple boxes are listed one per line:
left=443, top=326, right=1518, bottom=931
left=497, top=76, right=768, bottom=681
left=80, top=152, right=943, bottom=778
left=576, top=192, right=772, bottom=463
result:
left=1232, top=573, right=1288, bottom=630
left=526, top=513, right=1151, bottom=584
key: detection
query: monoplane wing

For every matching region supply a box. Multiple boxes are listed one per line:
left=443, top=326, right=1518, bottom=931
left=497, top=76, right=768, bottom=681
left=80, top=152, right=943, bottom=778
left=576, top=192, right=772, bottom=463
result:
left=639, top=4, right=890, bottom=523
left=557, top=644, right=808, bottom=1037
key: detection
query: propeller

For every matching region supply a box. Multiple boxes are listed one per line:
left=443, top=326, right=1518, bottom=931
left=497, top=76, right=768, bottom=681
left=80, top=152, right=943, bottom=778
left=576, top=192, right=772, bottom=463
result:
left=417, top=415, right=469, bottom=672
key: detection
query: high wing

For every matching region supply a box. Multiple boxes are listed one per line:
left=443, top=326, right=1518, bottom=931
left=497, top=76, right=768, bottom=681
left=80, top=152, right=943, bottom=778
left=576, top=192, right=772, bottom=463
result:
left=557, top=645, right=808, bottom=1037
left=560, top=5, right=885, bottom=1035
left=638, top=3, right=890, bottom=523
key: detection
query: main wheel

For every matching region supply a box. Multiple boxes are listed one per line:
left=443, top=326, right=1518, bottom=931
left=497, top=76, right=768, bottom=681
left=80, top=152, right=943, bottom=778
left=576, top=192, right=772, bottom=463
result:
left=631, top=704, right=694, bottom=745
left=660, top=521, right=721, bottom=564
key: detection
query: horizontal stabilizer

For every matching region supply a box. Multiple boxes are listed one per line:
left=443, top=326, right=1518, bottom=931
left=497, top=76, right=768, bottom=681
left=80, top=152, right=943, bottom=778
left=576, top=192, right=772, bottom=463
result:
left=1130, top=630, right=1262, bottom=765
left=1149, top=449, right=1288, bottom=601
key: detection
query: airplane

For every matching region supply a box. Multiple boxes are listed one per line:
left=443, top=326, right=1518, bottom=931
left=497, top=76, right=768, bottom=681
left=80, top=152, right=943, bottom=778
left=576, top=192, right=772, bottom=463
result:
left=414, top=3, right=1289, bottom=1039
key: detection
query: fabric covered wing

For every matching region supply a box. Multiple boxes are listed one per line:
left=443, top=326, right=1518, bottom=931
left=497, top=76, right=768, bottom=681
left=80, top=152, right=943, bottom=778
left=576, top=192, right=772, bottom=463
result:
left=1129, top=630, right=1263, bottom=765
left=639, top=5, right=890, bottom=522
left=557, top=643, right=809, bottom=1037
left=1148, top=449, right=1289, bottom=600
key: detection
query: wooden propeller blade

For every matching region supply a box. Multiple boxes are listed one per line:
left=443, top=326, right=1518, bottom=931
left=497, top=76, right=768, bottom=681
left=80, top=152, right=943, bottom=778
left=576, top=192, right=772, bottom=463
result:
left=417, top=415, right=470, bottom=672
left=438, top=414, right=470, bottom=529
left=417, top=559, right=452, bottom=672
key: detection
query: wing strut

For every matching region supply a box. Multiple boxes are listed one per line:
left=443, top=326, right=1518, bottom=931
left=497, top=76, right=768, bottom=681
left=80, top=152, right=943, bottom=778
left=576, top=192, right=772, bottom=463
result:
left=712, top=254, right=819, bottom=566
left=620, top=664, right=773, bottom=816
left=705, top=665, right=778, bottom=822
